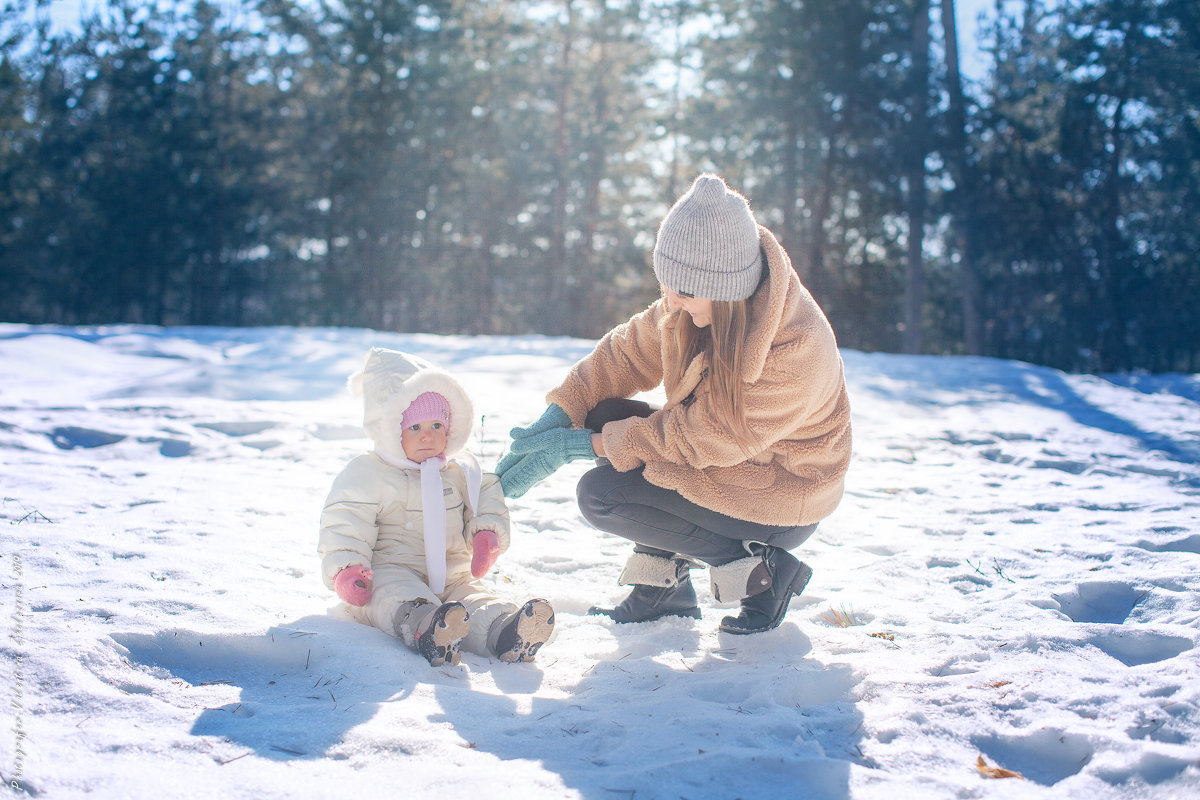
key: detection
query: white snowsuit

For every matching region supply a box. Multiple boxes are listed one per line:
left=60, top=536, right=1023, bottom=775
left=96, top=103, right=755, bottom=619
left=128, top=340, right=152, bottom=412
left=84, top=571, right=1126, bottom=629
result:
left=318, top=348, right=516, bottom=656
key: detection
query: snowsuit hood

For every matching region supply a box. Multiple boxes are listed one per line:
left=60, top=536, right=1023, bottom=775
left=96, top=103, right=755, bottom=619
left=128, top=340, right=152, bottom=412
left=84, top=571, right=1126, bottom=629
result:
left=350, top=347, right=475, bottom=458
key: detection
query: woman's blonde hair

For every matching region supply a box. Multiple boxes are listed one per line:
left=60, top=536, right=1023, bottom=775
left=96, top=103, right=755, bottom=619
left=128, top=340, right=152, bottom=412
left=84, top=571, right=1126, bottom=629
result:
left=666, top=293, right=759, bottom=455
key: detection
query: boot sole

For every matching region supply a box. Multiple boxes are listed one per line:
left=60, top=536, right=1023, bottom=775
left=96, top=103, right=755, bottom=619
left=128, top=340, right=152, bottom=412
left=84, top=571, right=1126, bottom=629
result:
left=418, top=603, right=470, bottom=666
left=495, top=599, right=555, bottom=663
left=718, top=561, right=813, bottom=635
left=587, top=605, right=702, bottom=623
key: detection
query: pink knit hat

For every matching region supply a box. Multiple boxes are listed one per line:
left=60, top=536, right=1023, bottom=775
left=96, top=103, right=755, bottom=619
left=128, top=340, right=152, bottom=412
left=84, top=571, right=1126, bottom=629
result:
left=401, top=391, right=451, bottom=430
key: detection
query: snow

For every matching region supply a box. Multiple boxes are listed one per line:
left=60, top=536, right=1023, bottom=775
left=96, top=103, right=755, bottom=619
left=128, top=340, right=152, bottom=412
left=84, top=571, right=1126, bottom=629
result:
left=1, top=323, right=1198, bottom=799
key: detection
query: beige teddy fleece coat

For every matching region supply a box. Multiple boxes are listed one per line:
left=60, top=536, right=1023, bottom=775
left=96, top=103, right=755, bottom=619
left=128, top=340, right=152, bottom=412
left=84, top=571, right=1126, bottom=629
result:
left=547, top=225, right=852, bottom=527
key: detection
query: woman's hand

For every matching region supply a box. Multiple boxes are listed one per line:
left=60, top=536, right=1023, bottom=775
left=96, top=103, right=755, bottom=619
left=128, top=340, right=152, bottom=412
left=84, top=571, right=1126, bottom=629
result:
left=495, top=448, right=555, bottom=498
left=509, top=404, right=572, bottom=441
left=496, top=427, right=596, bottom=498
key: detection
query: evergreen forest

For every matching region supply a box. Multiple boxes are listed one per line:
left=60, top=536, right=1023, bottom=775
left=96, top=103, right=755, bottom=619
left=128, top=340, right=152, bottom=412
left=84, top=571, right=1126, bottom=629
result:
left=2, top=0, right=1198, bottom=373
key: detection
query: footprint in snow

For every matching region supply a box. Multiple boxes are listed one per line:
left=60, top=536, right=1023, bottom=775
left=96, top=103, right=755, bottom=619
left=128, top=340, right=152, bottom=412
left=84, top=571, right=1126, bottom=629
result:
left=49, top=425, right=192, bottom=457
left=972, top=727, right=1093, bottom=786
left=50, top=426, right=125, bottom=449
left=196, top=421, right=279, bottom=437
left=1085, top=629, right=1193, bottom=667
left=1137, top=533, right=1200, bottom=555
left=1051, top=581, right=1147, bottom=624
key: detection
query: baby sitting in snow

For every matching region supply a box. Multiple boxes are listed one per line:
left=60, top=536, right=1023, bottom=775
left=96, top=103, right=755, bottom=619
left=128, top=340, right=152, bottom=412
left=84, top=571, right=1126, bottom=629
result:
left=318, top=347, right=554, bottom=667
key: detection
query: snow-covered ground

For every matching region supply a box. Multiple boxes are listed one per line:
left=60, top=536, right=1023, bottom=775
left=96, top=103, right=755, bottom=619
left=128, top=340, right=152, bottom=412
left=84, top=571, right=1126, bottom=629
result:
left=1, top=323, right=1198, bottom=799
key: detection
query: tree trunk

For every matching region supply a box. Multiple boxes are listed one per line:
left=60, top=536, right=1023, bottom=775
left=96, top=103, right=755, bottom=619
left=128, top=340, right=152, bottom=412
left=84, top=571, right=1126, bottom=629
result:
left=549, top=0, right=574, bottom=334
left=903, top=0, right=931, bottom=355
left=942, top=0, right=982, bottom=355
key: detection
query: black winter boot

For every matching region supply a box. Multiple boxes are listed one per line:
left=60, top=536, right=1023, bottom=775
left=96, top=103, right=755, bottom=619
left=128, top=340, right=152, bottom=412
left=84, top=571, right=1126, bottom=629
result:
left=718, top=546, right=812, bottom=635
left=589, top=553, right=702, bottom=623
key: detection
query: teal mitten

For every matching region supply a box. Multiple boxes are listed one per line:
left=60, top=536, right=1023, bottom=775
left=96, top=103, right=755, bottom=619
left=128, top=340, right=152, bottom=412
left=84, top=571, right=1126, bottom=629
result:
left=496, top=427, right=596, bottom=498
left=508, top=427, right=596, bottom=463
left=496, top=450, right=558, bottom=498
left=509, top=404, right=572, bottom=441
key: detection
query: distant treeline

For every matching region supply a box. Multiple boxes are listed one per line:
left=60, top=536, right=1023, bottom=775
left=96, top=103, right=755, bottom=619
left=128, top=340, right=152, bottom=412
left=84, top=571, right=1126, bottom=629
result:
left=2, top=0, right=1197, bottom=372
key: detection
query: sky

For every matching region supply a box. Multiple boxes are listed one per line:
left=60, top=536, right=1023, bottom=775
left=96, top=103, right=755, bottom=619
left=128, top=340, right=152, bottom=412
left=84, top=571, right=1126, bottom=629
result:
left=1, top=323, right=1197, bottom=798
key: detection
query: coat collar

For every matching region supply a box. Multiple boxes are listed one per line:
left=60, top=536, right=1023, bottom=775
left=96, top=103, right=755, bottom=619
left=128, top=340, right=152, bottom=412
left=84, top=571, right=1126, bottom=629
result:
left=742, top=225, right=799, bottom=384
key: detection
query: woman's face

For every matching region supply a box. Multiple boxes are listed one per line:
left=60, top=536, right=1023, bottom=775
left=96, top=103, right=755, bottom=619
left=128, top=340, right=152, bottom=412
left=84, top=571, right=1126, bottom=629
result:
left=664, top=288, right=713, bottom=328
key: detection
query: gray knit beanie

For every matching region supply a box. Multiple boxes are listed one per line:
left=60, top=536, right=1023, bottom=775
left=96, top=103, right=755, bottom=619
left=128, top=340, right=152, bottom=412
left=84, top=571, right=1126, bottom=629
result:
left=652, top=173, right=763, bottom=302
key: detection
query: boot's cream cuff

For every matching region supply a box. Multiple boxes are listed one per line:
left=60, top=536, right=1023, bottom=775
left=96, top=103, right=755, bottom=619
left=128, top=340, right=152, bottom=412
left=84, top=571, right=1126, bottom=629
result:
left=709, top=555, right=772, bottom=605
left=392, top=599, right=434, bottom=646
left=618, top=552, right=681, bottom=588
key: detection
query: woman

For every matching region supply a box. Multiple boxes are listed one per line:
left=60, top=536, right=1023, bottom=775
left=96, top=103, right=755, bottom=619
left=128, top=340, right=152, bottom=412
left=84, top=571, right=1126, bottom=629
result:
left=496, top=174, right=851, bottom=635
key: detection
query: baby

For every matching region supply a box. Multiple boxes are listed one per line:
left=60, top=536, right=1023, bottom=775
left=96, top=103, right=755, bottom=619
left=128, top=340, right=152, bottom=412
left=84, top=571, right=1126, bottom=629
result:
left=318, top=347, right=553, bottom=666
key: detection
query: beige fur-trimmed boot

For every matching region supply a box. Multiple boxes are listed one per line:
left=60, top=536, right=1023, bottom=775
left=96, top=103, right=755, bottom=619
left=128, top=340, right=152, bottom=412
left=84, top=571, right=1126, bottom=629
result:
left=588, top=551, right=702, bottom=624
left=712, top=545, right=812, bottom=635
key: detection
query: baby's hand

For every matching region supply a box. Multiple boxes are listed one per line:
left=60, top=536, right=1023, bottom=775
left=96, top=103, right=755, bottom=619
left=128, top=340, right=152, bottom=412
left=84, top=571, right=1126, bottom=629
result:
left=471, top=530, right=501, bottom=578
left=334, top=564, right=373, bottom=606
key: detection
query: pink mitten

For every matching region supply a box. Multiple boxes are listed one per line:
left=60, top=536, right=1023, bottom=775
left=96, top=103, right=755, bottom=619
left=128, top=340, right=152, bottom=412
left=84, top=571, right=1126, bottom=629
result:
left=334, top=564, right=373, bottom=606
left=471, top=530, right=501, bottom=578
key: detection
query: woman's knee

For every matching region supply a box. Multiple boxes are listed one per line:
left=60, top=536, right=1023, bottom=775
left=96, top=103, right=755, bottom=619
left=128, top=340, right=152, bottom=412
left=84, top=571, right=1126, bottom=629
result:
left=585, top=398, right=655, bottom=430
left=765, top=523, right=819, bottom=551
left=577, top=463, right=650, bottom=532
left=576, top=466, right=613, bottom=528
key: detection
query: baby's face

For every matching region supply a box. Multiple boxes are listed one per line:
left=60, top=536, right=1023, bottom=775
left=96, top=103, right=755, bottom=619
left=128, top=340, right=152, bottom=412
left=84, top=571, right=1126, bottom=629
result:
left=399, top=420, right=448, bottom=463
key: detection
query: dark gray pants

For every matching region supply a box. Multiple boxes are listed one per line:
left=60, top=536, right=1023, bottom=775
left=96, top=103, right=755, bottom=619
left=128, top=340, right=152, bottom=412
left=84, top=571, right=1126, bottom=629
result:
left=576, top=399, right=817, bottom=567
